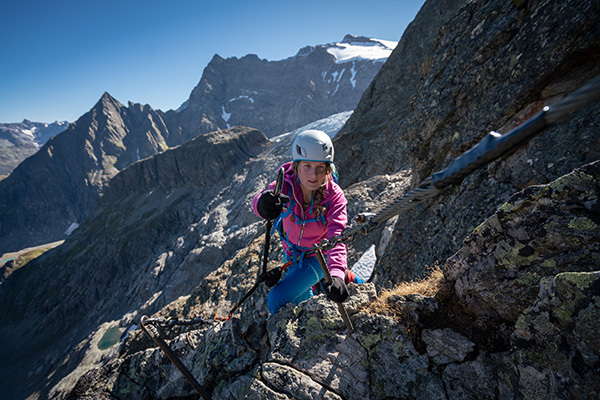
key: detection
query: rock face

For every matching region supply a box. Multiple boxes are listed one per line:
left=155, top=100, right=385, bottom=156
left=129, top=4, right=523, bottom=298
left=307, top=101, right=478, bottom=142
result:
left=1, top=0, right=600, bottom=399
left=0, top=36, right=389, bottom=255
left=0, top=120, right=68, bottom=175
left=445, top=162, right=600, bottom=323
left=335, top=0, right=600, bottom=285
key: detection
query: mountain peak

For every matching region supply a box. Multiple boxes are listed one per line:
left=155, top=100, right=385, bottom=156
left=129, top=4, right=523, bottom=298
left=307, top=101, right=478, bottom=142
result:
left=208, top=54, right=225, bottom=66
left=100, top=91, right=118, bottom=103
left=92, top=92, right=123, bottom=113
left=341, top=34, right=373, bottom=44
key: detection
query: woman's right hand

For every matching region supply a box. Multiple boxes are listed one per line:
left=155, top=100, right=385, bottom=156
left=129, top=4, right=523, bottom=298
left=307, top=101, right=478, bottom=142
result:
left=257, top=191, right=289, bottom=220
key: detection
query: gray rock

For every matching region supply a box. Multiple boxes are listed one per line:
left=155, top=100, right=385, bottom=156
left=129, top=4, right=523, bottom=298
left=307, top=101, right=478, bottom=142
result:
left=444, top=161, right=600, bottom=322
left=353, top=313, right=445, bottom=399
left=267, top=285, right=373, bottom=400
left=442, top=355, right=499, bottom=400
left=389, top=293, right=439, bottom=324
left=422, top=328, right=475, bottom=365
left=213, top=371, right=291, bottom=399
left=261, top=362, right=343, bottom=400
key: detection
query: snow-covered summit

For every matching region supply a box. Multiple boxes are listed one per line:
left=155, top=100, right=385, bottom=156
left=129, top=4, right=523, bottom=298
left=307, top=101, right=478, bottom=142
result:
left=326, top=34, right=397, bottom=64
left=294, top=34, right=397, bottom=64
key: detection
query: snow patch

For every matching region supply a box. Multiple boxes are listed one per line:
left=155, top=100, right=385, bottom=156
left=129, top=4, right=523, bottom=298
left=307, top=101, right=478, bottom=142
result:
left=20, top=127, right=38, bottom=141
left=221, top=105, right=231, bottom=122
left=271, top=110, right=353, bottom=145
left=64, top=222, right=79, bottom=236
left=329, top=69, right=345, bottom=86
left=221, top=105, right=231, bottom=128
left=352, top=244, right=377, bottom=282
left=229, top=95, right=255, bottom=103
left=350, top=61, right=357, bottom=88
left=378, top=215, right=398, bottom=258
left=327, top=38, right=397, bottom=64
left=331, top=84, right=340, bottom=97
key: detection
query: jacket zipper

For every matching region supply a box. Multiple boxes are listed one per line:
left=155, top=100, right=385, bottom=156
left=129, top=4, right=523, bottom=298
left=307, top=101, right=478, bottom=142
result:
left=299, top=223, right=305, bottom=243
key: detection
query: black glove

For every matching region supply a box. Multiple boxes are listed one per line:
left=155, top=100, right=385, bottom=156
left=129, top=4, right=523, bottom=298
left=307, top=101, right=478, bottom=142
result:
left=257, top=191, right=289, bottom=220
left=326, top=276, right=349, bottom=302
left=264, top=267, right=282, bottom=287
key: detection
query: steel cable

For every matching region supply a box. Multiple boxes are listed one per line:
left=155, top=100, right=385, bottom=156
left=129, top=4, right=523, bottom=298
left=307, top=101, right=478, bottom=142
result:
left=325, top=75, right=600, bottom=248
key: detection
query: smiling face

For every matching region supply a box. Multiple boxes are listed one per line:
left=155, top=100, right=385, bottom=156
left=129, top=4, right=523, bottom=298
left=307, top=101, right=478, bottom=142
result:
left=295, top=161, right=329, bottom=198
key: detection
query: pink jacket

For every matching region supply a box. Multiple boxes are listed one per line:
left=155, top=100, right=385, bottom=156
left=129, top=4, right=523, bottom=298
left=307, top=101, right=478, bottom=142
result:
left=252, top=161, right=348, bottom=280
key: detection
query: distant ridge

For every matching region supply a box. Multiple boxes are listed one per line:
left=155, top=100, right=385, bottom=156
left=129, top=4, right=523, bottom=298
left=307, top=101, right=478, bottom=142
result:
left=0, top=120, right=68, bottom=175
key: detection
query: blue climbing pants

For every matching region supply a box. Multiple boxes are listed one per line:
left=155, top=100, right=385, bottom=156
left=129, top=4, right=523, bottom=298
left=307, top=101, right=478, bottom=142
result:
left=267, top=256, right=324, bottom=315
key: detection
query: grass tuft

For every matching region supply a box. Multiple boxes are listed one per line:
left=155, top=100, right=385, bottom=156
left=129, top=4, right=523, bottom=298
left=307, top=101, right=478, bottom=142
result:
left=364, top=264, right=444, bottom=317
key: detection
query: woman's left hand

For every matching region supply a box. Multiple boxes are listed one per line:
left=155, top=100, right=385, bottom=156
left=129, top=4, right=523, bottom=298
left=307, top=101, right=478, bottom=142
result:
left=326, top=277, right=348, bottom=302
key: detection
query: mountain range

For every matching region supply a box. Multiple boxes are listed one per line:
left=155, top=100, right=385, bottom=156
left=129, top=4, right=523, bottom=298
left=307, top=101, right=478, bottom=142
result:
left=0, top=35, right=393, bottom=255
left=1, top=0, right=600, bottom=399
left=0, top=120, right=68, bottom=176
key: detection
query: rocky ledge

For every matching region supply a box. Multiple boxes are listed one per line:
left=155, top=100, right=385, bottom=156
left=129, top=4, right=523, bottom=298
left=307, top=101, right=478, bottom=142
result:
left=66, top=160, right=599, bottom=399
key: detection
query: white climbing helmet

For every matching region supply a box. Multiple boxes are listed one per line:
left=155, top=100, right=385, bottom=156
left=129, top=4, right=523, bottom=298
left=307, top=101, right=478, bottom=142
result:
left=291, top=130, right=334, bottom=163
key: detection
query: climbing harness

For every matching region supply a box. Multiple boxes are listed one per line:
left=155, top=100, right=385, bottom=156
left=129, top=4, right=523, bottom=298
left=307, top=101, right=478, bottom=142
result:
left=269, top=184, right=325, bottom=272
left=139, top=75, right=600, bottom=396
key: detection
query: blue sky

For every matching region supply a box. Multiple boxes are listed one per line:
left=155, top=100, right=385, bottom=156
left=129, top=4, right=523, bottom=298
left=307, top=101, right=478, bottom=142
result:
left=0, top=0, right=426, bottom=123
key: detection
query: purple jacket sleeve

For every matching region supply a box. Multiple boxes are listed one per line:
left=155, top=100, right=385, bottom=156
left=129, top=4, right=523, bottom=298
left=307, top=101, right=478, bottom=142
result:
left=324, top=187, right=348, bottom=280
left=252, top=180, right=278, bottom=219
left=252, top=189, right=267, bottom=219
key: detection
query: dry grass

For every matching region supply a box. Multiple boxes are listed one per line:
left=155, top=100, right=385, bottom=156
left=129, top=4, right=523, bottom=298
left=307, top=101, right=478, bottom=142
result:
left=2, top=247, right=53, bottom=279
left=364, top=264, right=445, bottom=316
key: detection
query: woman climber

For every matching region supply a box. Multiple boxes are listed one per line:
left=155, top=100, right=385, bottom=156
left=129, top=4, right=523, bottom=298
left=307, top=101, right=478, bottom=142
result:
left=252, top=129, right=359, bottom=315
